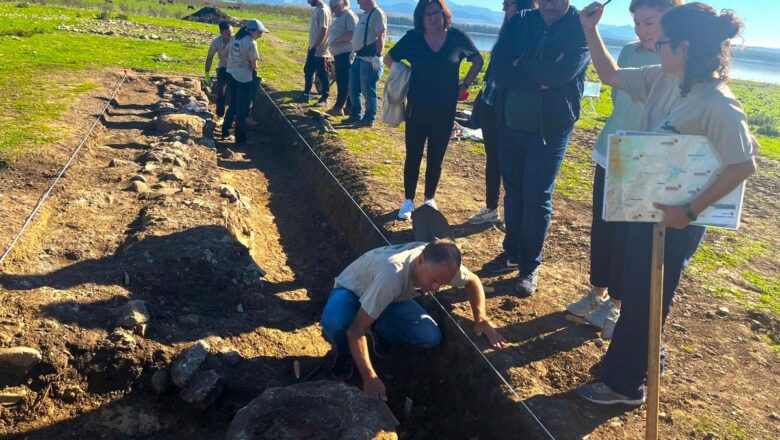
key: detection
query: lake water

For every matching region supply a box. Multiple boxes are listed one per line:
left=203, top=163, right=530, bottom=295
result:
left=387, top=25, right=780, bottom=85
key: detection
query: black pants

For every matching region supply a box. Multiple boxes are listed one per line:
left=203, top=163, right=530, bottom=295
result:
left=304, top=48, right=329, bottom=99
left=215, top=67, right=230, bottom=117
left=404, top=105, right=453, bottom=200
left=222, top=75, right=251, bottom=143
left=590, top=165, right=628, bottom=299
left=477, top=97, right=501, bottom=210
left=333, top=52, right=351, bottom=109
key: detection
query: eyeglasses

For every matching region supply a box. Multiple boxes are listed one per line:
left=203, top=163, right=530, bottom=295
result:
left=424, top=10, right=443, bottom=19
left=655, top=40, right=672, bottom=52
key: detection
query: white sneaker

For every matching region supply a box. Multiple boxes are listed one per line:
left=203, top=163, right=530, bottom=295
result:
left=398, top=199, right=415, bottom=220
left=566, top=288, right=606, bottom=317
left=423, top=198, right=438, bottom=210
left=468, top=207, right=501, bottom=224
left=585, top=300, right=620, bottom=332
left=600, top=304, right=620, bottom=339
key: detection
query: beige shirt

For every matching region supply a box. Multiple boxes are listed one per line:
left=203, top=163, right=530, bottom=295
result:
left=617, top=65, right=755, bottom=165
left=352, top=6, right=387, bottom=54
left=592, top=42, right=660, bottom=167
left=206, top=35, right=231, bottom=70
left=333, top=242, right=473, bottom=319
left=329, top=9, right=358, bottom=56
left=309, top=4, right=332, bottom=58
left=226, top=34, right=259, bottom=83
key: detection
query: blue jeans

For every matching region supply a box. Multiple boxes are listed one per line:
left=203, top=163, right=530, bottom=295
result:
left=320, top=288, right=441, bottom=354
left=348, top=58, right=382, bottom=122
left=498, top=125, right=572, bottom=275
left=601, top=223, right=705, bottom=399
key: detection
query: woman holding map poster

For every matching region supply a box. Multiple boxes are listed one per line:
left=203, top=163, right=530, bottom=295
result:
left=575, top=2, right=757, bottom=406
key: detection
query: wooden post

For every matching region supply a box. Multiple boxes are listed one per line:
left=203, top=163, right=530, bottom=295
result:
left=646, top=222, right=666, bottom=440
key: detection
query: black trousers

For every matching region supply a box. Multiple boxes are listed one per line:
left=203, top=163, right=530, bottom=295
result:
left=215, top=67, right=230, bottom=117
left=222, top=75, right=251, bottom=143
left=304, top=48, right=330, bottom=98
left=404, top=104, right=454, bottom=200
left=477, top=96, right=501, bottom=210
left=333, top=52, right=351, bottom=109
left=590, top=165, right=628, bottom=299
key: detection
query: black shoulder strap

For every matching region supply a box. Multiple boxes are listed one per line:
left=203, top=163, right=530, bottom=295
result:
left=363, top=8, right=377, bottom=47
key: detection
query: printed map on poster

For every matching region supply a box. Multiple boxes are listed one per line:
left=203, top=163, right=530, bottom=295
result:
left=604, top=133, right=744, bottom=229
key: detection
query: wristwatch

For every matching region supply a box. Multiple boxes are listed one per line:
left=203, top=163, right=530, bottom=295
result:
left=459, top=81, right=471, bottom=88
left=683, top=203, right=698, bottom=221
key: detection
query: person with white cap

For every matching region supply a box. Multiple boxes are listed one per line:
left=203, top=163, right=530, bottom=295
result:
left=223, top=19, right=269, bottom=145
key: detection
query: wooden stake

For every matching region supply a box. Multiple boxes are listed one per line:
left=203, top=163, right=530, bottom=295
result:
left=646, top=222, right=665, bottom=440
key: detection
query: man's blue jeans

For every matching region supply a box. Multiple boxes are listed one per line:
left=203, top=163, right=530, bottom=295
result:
left=348, top=58, right=382, bottom=122
left=498, top=125, right=572, bottom=275
left=601, top=223, right=705, bottom=399
left=320, top=288, right=441, bottom=354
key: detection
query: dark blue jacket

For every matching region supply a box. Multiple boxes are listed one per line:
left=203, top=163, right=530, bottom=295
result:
left=489, top=6, right=590, bottom=135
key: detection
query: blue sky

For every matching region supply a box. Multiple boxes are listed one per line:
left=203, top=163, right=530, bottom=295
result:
left=457, top=0, right=780, bottom=48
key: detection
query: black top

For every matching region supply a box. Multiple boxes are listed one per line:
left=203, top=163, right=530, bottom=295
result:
left=388, top=27, right=479, bottom=114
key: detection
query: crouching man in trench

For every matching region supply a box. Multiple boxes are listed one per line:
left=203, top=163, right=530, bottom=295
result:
left=320, top=239, right=506, bottom=400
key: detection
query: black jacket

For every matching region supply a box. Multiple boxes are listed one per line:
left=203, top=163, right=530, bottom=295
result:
left=489, top=7, right=590, bottom=135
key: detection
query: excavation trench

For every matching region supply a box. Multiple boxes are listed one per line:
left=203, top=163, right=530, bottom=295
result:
left=251, top=88, right=546, bottom=440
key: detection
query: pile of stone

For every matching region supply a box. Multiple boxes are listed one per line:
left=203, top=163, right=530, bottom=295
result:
left=56, top=19, right=212, bottom=46
left=151, top=340, right=234, bottom=410
left=182, top=7, right=237, bottom=26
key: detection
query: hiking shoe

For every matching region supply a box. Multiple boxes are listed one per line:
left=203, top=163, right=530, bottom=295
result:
left=326, top=107, right=344, bottom=117
left=330, top=352, right=354, bottom=381
left=356, top=119, right=375, bottom=127
left=368, top=328, right=392, bottom=359
left=585, top=300, right=620, bottom=333
left=567, top=288, right=607, bottom=317
left=578, top=382, right=646, bottom=406
left=482, top=252, right=519, bottom=274
left=342, top=115, right=362, bottom=124
left=496, top=220, right=506, bottom=233
left=423, top=198, right=438, bottom=210
left=314, top=97, right=329, bottom=107
left=295, top=93, right=311, bottom=103
left=515, top=269, right=538, bottom=297
left=398, top=199, right=415, bottom=221
left=468, top=207, right=501, bottom=224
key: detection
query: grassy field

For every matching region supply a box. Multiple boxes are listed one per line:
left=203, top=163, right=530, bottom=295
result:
left=1, top=0, right=778, bottom=323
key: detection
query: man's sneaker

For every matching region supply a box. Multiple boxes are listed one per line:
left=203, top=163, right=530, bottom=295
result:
left=330, top=352, right=354, bottom=381
left=515, top=269, right=538, bottom=297
left=600, top=304, right=620, bottom=340
left=567, top=288, right=607, bottom=317
left=423, top=198, right=438, bottom=210
left=314, top=97, right=328, bottom=107
left=585, top=299, right=620, bottom=331
left=398, top=199, right=415, bottom=221
left=578, top=382, right=646, bottom=406
left=468, top=207, right=501, bottom=224
left=356, top=119, right=375, bottom=127
left=482, top=252, right=519, bottom=274
left=342, top=115, right=362, bottom=124
left=295, top=93, right=311, bottom=103
left=368, top=328, right=392, bottom=359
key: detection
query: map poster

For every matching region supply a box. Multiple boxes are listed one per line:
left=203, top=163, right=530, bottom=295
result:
left=604, top=133, right=745, bottom=229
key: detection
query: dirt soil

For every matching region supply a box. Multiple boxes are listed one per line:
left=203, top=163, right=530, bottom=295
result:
left=265, top=89, right=780, bottom=439
left=0, top=69, right=778, bottom=440
left=0, top=72, right=355, bottom=438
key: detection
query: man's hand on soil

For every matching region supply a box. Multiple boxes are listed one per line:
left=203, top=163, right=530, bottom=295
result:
left=474, top=321, right=507, bottom=348
left=363, top=375, right=387, bottom=401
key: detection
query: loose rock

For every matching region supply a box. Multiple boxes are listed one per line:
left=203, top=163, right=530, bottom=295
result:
left=116, top=300, right=150, bottom=329
left=161, top=170, right=185, bottom=182
left=225, top=381, right=399, bottom=440
left=716, top=306, right=730, bottom=317
left=155, top=113, right=206, bottom=138
left=151, top=369, right=172, bottom=396
left=129, top=181, right=148, bottom=193
left=170, top=340, right=210, bottom=388
left=0, top=347, right=42, bottom=378
left=179, top=369, right=225, bottom=410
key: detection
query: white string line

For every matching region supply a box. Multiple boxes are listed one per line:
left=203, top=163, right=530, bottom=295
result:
left=258, top=84, right=556, bottom=440
left=0, top=73, right=128, bottom=268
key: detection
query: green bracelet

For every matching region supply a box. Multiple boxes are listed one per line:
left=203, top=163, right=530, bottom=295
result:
left=683, top=203, right=698, bottom=221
